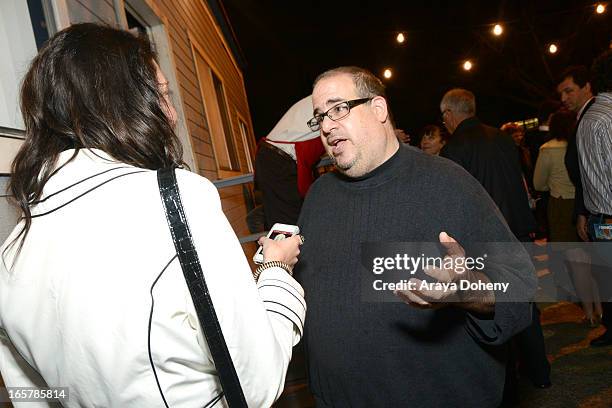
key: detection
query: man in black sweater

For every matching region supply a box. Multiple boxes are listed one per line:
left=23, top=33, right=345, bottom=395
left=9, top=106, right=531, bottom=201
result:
left=296, top=66, right=537, bottom=407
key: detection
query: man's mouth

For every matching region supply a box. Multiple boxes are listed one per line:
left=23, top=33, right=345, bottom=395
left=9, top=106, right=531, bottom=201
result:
left=328, top=138, right=348, bottom=155
left=328, top=137, right=347, bottom=147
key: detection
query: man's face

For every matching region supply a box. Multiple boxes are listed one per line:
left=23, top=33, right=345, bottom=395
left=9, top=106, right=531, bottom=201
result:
left=155, top=63, right=177, bottom=127
left=511, top=130, right=525, bottom=146
left=557, top=77, right=591, bottom=113
left=312, top=74, right=388, bottom=177
left=420, top=129, right=445, bottom=155
left=440, top=107, right=456, bottom=134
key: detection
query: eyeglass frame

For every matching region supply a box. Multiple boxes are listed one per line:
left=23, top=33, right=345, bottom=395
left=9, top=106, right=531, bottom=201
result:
left=307, top=97, right=373, bottom=132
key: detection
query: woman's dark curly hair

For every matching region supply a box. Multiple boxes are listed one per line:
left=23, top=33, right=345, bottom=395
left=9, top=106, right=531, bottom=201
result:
left=7, top=23, right=184, bottom=257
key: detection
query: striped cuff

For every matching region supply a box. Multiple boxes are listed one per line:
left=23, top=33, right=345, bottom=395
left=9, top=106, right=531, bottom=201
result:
left=257, top=267, right=306, bottom=337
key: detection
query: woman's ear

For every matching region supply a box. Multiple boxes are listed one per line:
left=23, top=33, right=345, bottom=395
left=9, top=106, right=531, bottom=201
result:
left=370, top=96, right=389, bottom=123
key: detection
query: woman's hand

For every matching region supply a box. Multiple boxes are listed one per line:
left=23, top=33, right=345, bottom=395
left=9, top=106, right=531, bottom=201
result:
left=258, top=234, right=303, bottom=268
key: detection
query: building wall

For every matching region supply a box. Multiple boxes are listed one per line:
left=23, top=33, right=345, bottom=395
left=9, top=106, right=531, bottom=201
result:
left=144, top=0, right=256, bottom=244
left=0, top=0, right=258, bottom=251
left=0, top=176, right=19, bottom=244
left=150, top=1, right=253, bottom=177
left=65, top=0, right=116, bottom=24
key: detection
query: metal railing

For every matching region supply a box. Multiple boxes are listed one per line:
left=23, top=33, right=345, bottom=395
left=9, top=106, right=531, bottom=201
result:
left=211, top=157, right=334, bottom=244
left=0, top=138, right=334, bottom=245
left=0, top=127, right=25, bottom=139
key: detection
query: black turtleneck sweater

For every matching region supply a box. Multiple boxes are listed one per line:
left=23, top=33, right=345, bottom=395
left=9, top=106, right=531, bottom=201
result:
left=295, top=145, right=536, bottom=408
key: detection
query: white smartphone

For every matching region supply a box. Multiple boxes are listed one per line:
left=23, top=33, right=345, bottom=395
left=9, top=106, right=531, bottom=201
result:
left=253, top=223, right=300, bottom=264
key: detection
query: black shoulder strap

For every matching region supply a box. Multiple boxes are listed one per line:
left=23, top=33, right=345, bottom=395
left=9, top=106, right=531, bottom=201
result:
left=157, top=167, right=248, bottom=408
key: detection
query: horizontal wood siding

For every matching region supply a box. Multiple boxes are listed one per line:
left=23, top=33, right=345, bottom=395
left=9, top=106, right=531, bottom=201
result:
left=218, top=184, right=252, bottom=244
left=154, top=2, right=214, bottom=177
left=67, top=0, right=116, bottom=24
left=148, top=0, right=256, bottom=245
left=62, top=0, right=256, bottom=252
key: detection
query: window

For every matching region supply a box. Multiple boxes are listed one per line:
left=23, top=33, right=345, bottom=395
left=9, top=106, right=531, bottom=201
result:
left=192, top=43, right=242, bottom=176
left=125, top=7, right=147, bottom=37
left=211, top=72, right=240, bottom=171
left=120, top=0, right=196, bottom=171
left=26, top=0, right=53, bottom=49
left=238, top=118, right=253, bottom=172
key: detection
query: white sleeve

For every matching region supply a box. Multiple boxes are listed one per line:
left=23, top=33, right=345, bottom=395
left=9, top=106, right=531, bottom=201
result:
left=176, top=170, right=305, bottom=408
left=0, top=330, right=54, bottom=408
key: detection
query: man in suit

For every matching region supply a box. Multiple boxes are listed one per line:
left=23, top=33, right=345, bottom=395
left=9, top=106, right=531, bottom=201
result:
left=558, top=66, right=595, bottom=242
left=440, top=89, right=537, bottom=240
left=439, top=89, right=550, bottom=395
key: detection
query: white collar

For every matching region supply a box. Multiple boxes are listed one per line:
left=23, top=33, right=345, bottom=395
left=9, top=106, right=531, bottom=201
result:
left=576, top=97, right=595, bottom=120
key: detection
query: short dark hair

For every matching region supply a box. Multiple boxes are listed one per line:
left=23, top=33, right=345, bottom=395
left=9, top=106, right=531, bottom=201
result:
left=419, top=124, right=448, bottom=142
left=313, top=66, right=387, bottom=99
left=558, top=65, right=591, bottom=88
left=312, top=66, right=393, bottom=125
left=548, top=110, right=576, bottom=141
left=591, top=49, right=612, bottom=93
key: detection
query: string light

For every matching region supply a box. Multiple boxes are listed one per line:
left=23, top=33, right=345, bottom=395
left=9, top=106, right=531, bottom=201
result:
left=383, top=6, right=609, bottom=69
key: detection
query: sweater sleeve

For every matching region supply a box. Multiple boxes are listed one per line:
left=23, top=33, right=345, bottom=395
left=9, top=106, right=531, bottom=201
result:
left=176, top=170, right=305, bottom=407
left=459, top=175, right=537, bottom=346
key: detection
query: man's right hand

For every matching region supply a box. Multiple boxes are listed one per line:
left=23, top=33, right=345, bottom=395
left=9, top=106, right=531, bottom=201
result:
left=577, top=214, right=589, bottom=242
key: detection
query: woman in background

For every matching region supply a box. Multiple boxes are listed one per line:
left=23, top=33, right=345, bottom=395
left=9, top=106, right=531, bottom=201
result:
left=533, top=110, right=602, bottom=326
left=419, top=124, right=447, bottom=155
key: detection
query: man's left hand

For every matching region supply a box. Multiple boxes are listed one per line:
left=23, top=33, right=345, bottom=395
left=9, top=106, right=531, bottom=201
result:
left=394, top=232, right=494, bottom=312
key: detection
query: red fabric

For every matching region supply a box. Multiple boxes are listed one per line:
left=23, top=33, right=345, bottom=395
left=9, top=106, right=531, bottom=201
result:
left=295, top=137, right=325, bottom=197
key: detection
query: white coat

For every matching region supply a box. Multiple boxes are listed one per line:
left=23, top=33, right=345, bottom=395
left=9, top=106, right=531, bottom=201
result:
left=0, top=149, right=305, bottom=407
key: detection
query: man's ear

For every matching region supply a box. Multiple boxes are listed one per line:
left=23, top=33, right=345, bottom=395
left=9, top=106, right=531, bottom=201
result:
left=585, top=82, right=592, bottom=95
left=371, top=96, right=389, bottom=123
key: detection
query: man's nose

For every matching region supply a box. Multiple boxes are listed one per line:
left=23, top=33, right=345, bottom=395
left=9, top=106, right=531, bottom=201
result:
left=320, top=115, right=336, bottom=134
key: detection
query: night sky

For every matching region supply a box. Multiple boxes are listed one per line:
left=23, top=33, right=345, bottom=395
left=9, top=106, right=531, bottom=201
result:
left=223, top=0, right=612, bottom=141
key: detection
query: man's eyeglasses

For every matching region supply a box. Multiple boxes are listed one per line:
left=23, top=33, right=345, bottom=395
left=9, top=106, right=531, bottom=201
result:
left=307, top=98, right=372, bottom=132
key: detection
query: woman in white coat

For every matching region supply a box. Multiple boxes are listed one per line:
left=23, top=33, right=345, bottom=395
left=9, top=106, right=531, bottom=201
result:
left=0, top=23, right=305, bottom=407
